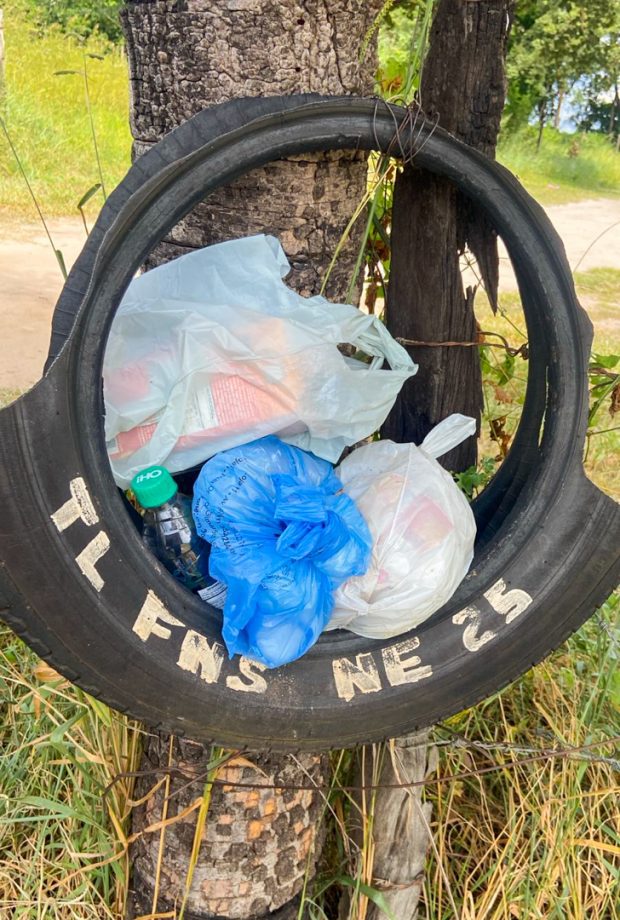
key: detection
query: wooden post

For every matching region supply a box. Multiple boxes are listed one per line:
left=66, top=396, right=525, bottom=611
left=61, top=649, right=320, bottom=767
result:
left=366, top=734, right=435, bottom=920
left=382, top=0, right=515, bottom=471
left=367, top=6, right=515, bottom=917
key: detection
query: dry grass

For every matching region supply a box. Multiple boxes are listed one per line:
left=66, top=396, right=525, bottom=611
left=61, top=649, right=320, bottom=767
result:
left=2, top=593, right=616, bottom=919
left=0, top=627, right=143, bottom=918
left=422, top=593, right=619, bottom=920
left=309, top=595, right=619, bottom=920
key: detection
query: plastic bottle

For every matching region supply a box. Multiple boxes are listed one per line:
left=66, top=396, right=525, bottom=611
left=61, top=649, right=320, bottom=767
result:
left=130, top=465, right=227, bottom=607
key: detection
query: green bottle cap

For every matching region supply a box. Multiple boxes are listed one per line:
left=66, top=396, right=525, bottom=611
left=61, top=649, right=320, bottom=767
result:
left=131, top=465, right=178, bottom=508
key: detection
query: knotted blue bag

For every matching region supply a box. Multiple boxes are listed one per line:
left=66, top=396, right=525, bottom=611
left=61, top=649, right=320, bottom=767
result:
left=192, top=437, right=372, bottom=668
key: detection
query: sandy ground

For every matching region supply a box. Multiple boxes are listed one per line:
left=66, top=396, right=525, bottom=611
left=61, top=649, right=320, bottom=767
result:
left=1, top=198, right=619, bottom=392
left=0, top=217, right=88, bottom=392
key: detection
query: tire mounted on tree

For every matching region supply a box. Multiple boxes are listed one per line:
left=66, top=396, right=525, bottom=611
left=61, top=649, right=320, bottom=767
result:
left=0, top=96, right=618, bottom=751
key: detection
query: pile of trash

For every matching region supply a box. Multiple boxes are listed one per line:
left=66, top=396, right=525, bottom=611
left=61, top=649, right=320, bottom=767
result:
left=107, top=235, right=477, bottom=669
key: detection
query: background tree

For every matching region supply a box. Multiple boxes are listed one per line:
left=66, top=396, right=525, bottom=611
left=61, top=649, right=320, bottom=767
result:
left=506, top=0, right=617, bottom=144
left=26, top=0, right=124, bottom=42
left=575, top=24, right=620, bottom=146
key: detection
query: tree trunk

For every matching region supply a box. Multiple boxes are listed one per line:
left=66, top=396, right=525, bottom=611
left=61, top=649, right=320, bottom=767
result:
left=609, top=82, right=619, bottom=142
left=382, top=0, right=514, bottom=472
left=121, top=0, right=382, bottom=299
left=554, top=86, right=564, bottom=130
left=120, top=2, right=381, bottom=917
left=536, top=96, right=547, bottom=151
left=129, top=738, right=329, bottom=919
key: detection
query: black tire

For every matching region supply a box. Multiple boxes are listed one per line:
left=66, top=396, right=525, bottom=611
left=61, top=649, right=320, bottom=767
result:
left=1, top=96, right=618, bottom=751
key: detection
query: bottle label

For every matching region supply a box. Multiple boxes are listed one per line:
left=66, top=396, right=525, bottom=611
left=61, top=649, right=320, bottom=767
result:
left=198, top=581, right=228, bottom=609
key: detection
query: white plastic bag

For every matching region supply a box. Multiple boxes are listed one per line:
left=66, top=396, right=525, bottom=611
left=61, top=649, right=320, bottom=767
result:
left=103, top=234, right=417, bottom=488
left=327, top=414, right=477, bottom=639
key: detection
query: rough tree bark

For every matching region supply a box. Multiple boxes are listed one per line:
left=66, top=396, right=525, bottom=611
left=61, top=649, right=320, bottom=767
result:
left=120, top=3, right=381, bottom=918
left=121, top=0, right=382, bottom=299
left=382, top=0, right=514, bottom=472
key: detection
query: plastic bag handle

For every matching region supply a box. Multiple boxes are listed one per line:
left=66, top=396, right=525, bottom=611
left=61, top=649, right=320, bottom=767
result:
left=353, top=316, right=418, bottom=373
left=420, top=414, right=477, bottom=459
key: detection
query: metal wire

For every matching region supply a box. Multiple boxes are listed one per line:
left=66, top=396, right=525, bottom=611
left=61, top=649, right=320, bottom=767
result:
left=103, top=734, right=620, bottom=800
left=396, top=330, right=529, bottom=358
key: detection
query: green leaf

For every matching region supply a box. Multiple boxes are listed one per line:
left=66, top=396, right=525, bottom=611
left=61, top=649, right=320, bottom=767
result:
left=592, top=353, right=620, bottom=369
left=54, top=249, right=68, bottom=280
left=16, top=796, right=100, bottom=827
left=480, top=348, right=493, bottom=378
left=337, top=874, right=397, bottom=920
left=371, top=211, right=391, bottom=250
left=83, top=692, right=113, bottom=727
left=610, top=668, right=620, bottom=712
left=50, top=710, right=84, bottom=744
left=588, top=378, right=618, bottom=425
left=77, top=183, right=102, bottom=211
left=590, top=376, right=616, bottom=389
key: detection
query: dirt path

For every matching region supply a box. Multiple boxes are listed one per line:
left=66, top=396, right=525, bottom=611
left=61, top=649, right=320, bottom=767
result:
left=1, top=198, right=619, bottom=393
left=495, top=196, right=620, bottom=290
left=0, top=217, right=88, bottom=392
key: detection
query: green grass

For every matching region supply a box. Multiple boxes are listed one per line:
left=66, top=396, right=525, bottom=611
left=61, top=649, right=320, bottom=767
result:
left=0, top=0, right=131, bottom=221
left=576, top=266, right=620, bottom=300
left=498, top=126, right=620, bottom=206
left=575, top=267, right=620, bottom=331
left=0, top=387, right=23, bottom=409
left=473, top=267, right=620, bottom=501
left=0, top=626, right=143, bottom=918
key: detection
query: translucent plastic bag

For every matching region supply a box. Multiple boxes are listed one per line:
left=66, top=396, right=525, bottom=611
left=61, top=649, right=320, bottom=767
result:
left=192, top=437, right=372, bottom=669
left=103, top=235, right=417, bottom=488
left=328, top=415, right=477, bottom=639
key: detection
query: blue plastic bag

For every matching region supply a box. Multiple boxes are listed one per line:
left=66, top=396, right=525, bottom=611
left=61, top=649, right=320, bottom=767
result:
left=192, top=437, right=372, bottom=668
